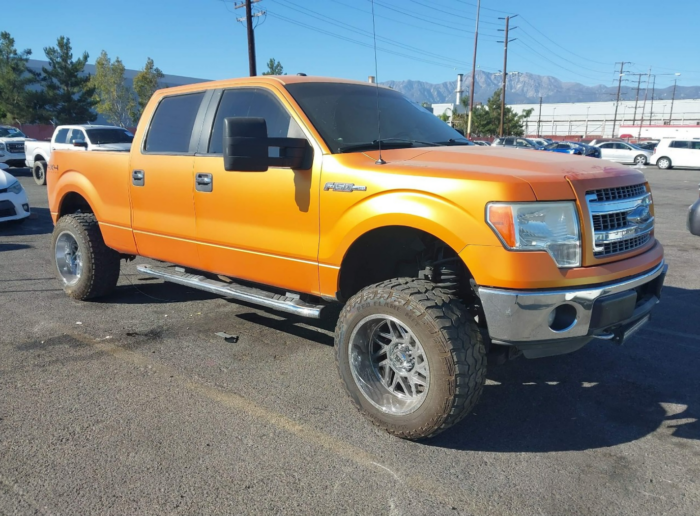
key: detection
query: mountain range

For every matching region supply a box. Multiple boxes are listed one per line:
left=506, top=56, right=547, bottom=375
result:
left=382, top=70, right=700, bottom=105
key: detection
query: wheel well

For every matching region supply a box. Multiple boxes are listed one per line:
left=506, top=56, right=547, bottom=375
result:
left=34, top=155, right=47, bottom=164
left=338, top=226, right=474, bottom=302
left=58, top=192, right=94, bottom=218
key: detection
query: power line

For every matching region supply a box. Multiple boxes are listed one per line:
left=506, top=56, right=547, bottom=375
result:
left=513, top=40, right=612, bottom=83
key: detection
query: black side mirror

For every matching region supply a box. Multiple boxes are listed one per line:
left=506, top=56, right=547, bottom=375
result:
left=73, top=141, right=88, bottom=148
left=223, top=117, right=311, bottom=172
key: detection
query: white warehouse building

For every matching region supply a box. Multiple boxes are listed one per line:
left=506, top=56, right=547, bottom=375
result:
left=509, top=98, right=700, bottom=138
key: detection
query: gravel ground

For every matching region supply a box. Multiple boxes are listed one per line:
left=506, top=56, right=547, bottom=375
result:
left=1, top=165, right=699, bottom=516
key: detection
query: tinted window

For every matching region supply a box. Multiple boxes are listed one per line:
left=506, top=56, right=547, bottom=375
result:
left=670, top=140, right=691, bottom=149
left=54, top=128, right=69, bottom=144
left=209, top=88, right=303, bottom=154
left=599, top=143, right=614, bottom=149
left=556, top=143, right=569, bottom=149
left=68, top=129, right=86, bottom=143
left=145, top=92, right=205, bottom=153
left=692, top=141, right=700, bottom=150
left=86, top=128, right=133, bottom=144
left=615, top=143, right=629, bottom=150
left=285, top=82, right=471, bottom=153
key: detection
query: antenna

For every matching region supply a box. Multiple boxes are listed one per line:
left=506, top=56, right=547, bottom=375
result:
left=370, top=0, right=385, bottom=165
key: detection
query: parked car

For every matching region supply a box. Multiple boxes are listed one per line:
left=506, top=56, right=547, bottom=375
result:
left=472, top=140, right=490, bottom=146
left=25, top=125, right=134, bottom=185
left=575, top=142, right=602, bottom=158
left=637, top=141, right=659, bottom=151
left=650, top=138, right=700, bottom=170
left=0, top=125, right=32, bottom=169
left=594, top=141, right=652, bottom=165
left=491, top=137, right=544, bottom=149
left=689, top=183, right=700, bottom=236
left=47, top=75, right=667, bottom=440
left=0, top=166, right=30, bottom=224
left=529, top=138, right=551, bottom=147
left=543, top=141, right=585, bottom=156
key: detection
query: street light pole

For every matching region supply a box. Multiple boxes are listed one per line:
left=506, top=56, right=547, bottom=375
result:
left=668, top=74, right=681, bottom=124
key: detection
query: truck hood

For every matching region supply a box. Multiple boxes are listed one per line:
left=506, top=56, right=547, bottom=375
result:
left=355, top=146, right=645, bottom=200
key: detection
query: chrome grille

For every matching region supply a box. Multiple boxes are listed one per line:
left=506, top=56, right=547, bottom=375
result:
left=6, top=142, right=25, bottom=153
left=594, top=234, right=651, bottom=257
left=590, top=184, right=646, bottom=202
left=593, top=212, right=627, bottom=231
left=586, top=183, right=653, bottom=258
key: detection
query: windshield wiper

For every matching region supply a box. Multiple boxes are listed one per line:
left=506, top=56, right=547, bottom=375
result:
left=338, top=138, right=440, bottom=153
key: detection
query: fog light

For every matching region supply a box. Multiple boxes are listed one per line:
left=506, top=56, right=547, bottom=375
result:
left=548, top=304, right=577, bottom=332
left=22, top=204, right=29, bottom=212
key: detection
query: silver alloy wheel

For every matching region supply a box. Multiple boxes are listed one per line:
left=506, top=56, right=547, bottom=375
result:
left=658, top=158, right=670, bottom=169
left=348, top=314, right=430, bottom=415
left=55, top=231, right=83, bottom=286
left=635, top=155, right=647, bottom=165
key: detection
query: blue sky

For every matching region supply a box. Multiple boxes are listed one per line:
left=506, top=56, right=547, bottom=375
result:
left=2, top=0, right=698, bottom=88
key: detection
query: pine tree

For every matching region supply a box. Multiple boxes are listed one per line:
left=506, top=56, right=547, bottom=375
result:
left=0, top=31, right=41, bottom=123
left=41, top=36, right=96, bottom=124
left=262, top=58, right=284, bottom=76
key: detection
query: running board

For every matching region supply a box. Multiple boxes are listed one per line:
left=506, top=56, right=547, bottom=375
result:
left=136, top=264, right=325, bottom=319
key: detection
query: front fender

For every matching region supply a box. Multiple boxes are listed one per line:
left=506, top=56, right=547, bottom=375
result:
left=318, top=190, right=501, bottom=266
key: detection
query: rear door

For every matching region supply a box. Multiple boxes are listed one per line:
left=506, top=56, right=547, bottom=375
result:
left=128, top=90, right=210, bottom=268
left=669, top=140, right=692, bottom=166
left=597, top=142, right=616, bottom=160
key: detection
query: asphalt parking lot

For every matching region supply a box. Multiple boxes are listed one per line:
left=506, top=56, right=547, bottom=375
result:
left=1, top=165, right=699, bottom=516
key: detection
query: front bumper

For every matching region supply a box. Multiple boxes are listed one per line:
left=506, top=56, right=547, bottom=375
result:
left=688, top=198, right=700, bottom=236
left=479, top=260, right=667, bottom=358
left=0, top=191, right=31, bottom=222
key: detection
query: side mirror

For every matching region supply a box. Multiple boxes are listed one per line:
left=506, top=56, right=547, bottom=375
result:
left=223, top=117, right=311, bottom=172
left=73, top=141, right=88, bottom=148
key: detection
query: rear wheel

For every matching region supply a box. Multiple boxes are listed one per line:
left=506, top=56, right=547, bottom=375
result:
left=335, top=278, right=486, bottom=440
left=33, top=161, right=47, bottom=186
left=634, top=154, right=647, bottom=165
left=52, top=213, right=120, bottom=300
left=657, top=157, right=672, bottom=169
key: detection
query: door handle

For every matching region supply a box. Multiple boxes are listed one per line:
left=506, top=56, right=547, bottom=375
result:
left=195, top=173, right=213, bottom=193
left=132, top=169, right=145, bottom=187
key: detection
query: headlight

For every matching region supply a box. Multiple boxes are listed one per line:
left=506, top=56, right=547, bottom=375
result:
left=486, top=202, right=581, bottom=268
left=8, top=181, right=23, bottom=195
left=0, top=143, right=5, bottom=151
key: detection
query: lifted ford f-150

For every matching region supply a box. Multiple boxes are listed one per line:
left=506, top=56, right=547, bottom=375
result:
left=47, top=76, right=667, bottom=439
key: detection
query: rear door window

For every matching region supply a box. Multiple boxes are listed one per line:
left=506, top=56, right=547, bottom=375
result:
left=145, top=92, right=205, bottom=153
left=599, top=143, right=614, bottom=149
left=670, top=140, right=691, bottom=149
left=54, top=128, right=69, bottom=144
left=208, top=88, right=303, bottom=154
left=68, top=129, right=86, bottom=143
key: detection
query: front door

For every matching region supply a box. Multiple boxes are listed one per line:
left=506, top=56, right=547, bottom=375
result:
left=192, top=86, right=321, bottom=294
left=129, top=91, right=209, bottom=268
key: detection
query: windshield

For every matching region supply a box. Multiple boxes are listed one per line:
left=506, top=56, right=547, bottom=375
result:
left=85, top=128, right=134, bottom=145
left=285, top=82, right=472, bottom=153
left=0, top=127, right=26, bottom=138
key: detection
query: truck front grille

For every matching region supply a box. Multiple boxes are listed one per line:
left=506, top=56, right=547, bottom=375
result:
left=5, top=142, right=25, bottom=154
left=590, top=184, right=646, bottom=202
left=586, top=183, right=653, bottom=258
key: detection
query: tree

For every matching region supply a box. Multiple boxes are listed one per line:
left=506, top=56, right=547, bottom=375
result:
left=131, top=57, right=164, bottom=123
left=41, top=36, right=96, bottom=124
left=91, top=51, right=134, bottom=127
left=470, top=89, right=533, bottom=137
left=262, top=58, right=284, bottom=76
left=0, top=31, right=41, bottom=123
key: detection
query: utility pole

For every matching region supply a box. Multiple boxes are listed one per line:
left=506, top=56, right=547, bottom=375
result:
left=235, top=0, right=264, bottom=76
left=497, top=14, right=517, bottom=137
left=466, top=0, right=480, bottom=138
left=611, top=62, right=630, bottom=141
left=669, top=77, right=678, bottom=123
left=648, top=74, right=656, bottom=125
left=537, top=96, right=542, bottom=137
left=626, top=73, right=645, bottom=126
left=637, top=68, right=651, bottom=142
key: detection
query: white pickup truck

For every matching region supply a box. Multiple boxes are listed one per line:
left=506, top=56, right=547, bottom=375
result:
left=0, top=125, right=32, bottom=169
left=25, top=125, right=134, bottom=185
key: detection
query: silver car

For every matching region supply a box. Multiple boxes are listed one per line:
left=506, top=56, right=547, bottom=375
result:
left=594, top=141, right=653, bottom=165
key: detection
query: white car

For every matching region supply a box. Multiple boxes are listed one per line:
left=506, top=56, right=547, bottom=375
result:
left=650, top=138, right=700, bottom=170
left=25, top=125, right=134, bottom=185
left=594, top=141, right=653, bottom=165
left=0, top=166, right=30, bottom=223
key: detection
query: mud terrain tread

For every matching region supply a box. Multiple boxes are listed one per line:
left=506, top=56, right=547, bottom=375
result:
left=335, top=278, right=486, bottom=439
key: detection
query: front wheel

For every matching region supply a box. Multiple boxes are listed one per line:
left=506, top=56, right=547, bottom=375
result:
left=33, top=161, right=47, bottom=186
left=634, top=154, right=647, bottom=165
left=52, top=213, right=120, bottom=300
left=657, top=157, right=672, bottom=170
left=335, top=278, right=486, bottom=440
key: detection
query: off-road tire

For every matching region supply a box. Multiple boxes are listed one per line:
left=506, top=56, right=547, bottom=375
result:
left=52, top=213, right=120, bottom=300
left=335, top=278, right=486, bottom=440
left=657, top=157, right=672, bottom=170
left=33, top=161, right=47, bottom=186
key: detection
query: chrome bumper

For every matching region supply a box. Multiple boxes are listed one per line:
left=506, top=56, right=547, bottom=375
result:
left=478, top=261, right=667, bottom=357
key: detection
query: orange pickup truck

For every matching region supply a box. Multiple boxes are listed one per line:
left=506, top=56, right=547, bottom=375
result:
left=48, top=76, right=666, bottom=439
